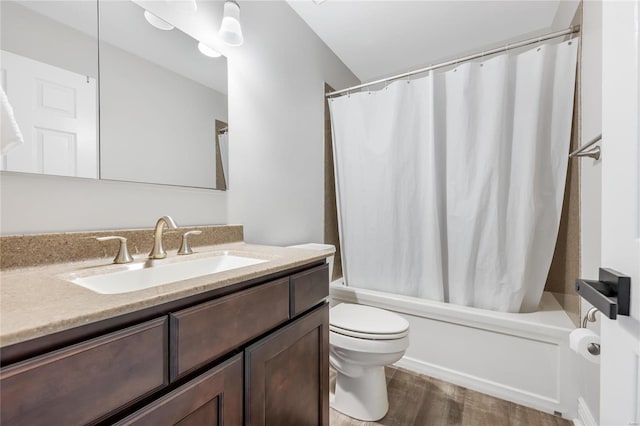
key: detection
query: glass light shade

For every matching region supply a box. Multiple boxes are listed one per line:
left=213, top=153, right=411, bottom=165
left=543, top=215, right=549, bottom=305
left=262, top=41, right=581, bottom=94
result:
left=198, top=42, right=221, bottom=58
left=219, top=1, right=243, bottom=46
left=144, top=11, right=174, bottom=31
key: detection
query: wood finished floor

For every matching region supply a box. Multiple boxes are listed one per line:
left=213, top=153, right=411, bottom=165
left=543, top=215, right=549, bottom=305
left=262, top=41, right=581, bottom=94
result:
left=329, top=367, right=571, bottom=426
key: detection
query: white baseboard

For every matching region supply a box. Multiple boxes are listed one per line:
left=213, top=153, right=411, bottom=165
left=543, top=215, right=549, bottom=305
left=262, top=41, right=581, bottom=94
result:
left=576, top=397, right=598, bottom=426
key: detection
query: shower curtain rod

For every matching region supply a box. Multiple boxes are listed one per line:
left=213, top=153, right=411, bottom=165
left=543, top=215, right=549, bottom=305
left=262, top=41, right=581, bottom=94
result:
left=326, top=25, right=580, bottom=98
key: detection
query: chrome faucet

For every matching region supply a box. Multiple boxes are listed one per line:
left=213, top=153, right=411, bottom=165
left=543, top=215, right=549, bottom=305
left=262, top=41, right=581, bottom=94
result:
left=149, top=215, right=178, bottom=259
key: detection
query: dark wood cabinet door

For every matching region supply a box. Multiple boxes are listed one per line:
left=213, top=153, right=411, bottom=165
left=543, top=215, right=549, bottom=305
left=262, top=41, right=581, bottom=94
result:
left=0, top=317, right=168, bottom=426
left=116, top=353, right=243, bottom=426
left=245, top=303, right=329, bottom=426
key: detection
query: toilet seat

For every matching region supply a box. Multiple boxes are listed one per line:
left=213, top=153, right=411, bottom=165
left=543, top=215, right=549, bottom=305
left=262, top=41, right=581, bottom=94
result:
left=330, top=303, right=409, bottom=340
left=330, top=325, right=409, bottom=340
left=330, top=329, right=409, bottom=354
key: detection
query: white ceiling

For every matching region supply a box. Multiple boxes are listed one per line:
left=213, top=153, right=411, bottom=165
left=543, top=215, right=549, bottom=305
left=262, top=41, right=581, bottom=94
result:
left=287, top=0, right=580, bottom=83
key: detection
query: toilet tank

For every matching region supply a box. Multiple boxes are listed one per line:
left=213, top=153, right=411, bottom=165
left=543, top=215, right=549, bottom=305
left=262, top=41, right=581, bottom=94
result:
left=287, top=243, right=335, bottom=280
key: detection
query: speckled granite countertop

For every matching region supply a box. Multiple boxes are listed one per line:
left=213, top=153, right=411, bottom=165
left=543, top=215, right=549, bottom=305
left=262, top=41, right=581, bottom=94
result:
left=0, top=242, right=332, bottom=348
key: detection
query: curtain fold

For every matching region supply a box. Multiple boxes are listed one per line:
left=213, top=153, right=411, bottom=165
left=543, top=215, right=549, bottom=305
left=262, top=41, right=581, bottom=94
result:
left=330, top=76, right=446, bottom=301
left=329, top=39, right=578, bottom=313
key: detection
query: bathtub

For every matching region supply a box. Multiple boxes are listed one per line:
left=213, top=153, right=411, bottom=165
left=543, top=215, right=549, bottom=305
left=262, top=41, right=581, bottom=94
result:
left=329, top=281, right=579, bottom=419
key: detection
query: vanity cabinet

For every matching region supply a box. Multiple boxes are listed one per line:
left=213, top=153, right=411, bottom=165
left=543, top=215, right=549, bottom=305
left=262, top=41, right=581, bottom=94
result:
left=0, top=261, right=329, bottom=426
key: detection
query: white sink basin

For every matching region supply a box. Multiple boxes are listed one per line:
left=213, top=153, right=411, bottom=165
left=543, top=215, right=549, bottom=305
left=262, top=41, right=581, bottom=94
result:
left=70, top=253, right=267, bottom=294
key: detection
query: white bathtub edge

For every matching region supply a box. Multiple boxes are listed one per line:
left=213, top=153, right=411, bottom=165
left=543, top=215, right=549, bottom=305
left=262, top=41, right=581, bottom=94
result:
left=330, top=284, right=575, bottom=342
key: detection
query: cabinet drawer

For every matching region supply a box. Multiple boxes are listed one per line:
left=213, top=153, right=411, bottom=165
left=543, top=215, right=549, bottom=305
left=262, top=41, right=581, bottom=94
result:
left=116, top=353, right=243, bottom=426
left=0, top=317, right=168, bottom=426
left=170, top=278, right=289, bottom=381
left=289, top=264, right=329, bottom=317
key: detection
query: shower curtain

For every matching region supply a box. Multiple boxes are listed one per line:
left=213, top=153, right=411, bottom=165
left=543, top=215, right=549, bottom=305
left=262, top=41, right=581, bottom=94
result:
left=329, top=40, right=579, bottom=312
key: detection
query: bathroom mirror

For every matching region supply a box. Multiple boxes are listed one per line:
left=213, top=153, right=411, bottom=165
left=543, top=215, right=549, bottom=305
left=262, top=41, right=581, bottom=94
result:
left=0, top=0, right=229, bottom=190
left=98, top=1, right=228, bottom=190
left=0, top=1, right=99, bottom=178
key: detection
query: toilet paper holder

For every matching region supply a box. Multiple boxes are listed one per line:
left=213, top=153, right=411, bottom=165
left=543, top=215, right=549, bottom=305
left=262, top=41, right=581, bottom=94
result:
left=581, top=307, right=600, bottom=356
left=575, top=267, right=630, bottom=320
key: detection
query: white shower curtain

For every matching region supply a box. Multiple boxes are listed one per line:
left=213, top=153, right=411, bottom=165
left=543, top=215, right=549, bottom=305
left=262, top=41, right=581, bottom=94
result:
left=330, top=40, right=578, bottom=312
left=330, top=76, right=446, bottom=301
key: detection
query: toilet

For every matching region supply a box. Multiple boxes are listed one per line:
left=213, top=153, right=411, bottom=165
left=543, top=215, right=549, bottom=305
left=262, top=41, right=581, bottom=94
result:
left=329, top=303, right=409, bottom=421
left=286, top=243, right=409, bottom=421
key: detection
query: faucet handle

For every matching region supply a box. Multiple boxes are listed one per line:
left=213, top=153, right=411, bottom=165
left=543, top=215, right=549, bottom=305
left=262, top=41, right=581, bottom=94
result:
left=178, top=230, right=202, bottom=255
left=96, top=236, right=134, bottom=264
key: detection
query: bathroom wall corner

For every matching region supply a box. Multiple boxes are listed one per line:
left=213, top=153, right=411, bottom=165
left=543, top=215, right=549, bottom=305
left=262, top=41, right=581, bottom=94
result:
left=323, top=83, right=343, bottom=281
left=545, top=2, right=583, bottom=328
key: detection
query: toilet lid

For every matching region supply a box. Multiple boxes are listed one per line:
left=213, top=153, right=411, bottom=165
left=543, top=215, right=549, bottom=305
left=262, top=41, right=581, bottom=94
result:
left=330, top=304, right=409, bottom=339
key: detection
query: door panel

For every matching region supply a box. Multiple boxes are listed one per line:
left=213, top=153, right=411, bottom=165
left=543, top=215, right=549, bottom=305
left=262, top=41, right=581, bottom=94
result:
left=245, top=303, right=329, bottom=426
left=36, top=127, right=77, bottom=175
left=116, top=354, right=242, bottom=426
left=0, top=49, right=97, bottom=178
left=600, top=2, right=640, bottom=424
left=175, top=398, right=219, bottom=426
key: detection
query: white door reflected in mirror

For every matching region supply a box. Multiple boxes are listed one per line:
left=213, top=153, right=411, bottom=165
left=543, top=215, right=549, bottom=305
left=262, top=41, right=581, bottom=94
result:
left=0, top=50, right=98, bottom=178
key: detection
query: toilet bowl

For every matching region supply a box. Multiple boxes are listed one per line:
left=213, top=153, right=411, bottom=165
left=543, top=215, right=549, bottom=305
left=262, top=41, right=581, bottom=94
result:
left=329, top=303, right=410, bottom=421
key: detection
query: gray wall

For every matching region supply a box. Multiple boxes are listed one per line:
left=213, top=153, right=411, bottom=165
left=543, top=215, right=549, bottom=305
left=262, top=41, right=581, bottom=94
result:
left=226, top=2, right=360, bottom=245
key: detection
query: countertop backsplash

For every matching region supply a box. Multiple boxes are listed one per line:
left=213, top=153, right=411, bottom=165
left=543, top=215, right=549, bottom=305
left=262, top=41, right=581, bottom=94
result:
left=0, top=224, right=243, bottom=270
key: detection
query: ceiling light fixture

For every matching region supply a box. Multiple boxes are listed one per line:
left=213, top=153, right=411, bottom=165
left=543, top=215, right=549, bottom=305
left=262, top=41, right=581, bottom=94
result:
left=143, top=11, right=175, bottom=31
left=219, top=1, right=244, bottom=46
left=198, top=42, right=222, bottom=58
